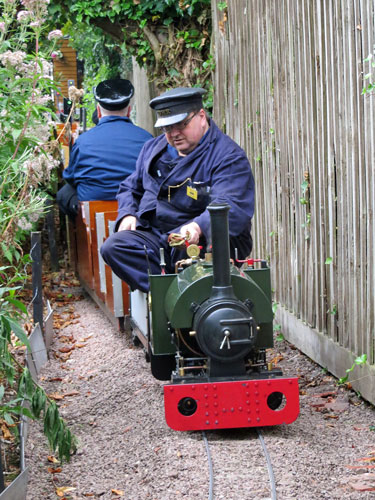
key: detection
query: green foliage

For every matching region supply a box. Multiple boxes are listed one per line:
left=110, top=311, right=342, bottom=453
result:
left=0, top=0, right=76, bottom=464
left=49, top=0, right=214, bottom=107
left=0, top=0, right=62, bottom=264
left=362, top=50, right=375, bottom=95
left=338, top=354, right=367, bottom=386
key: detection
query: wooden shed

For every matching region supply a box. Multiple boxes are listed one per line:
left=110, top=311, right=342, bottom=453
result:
left=52, top=37, right=83, bottom=113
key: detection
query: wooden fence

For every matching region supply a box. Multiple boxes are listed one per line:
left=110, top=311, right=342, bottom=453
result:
left=211, top=0, right=375, bottom=402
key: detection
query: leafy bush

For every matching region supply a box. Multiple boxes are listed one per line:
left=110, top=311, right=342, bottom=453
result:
left=49, top=0, right=214, bottom=107
left=0, top=0, right=76, bottom=463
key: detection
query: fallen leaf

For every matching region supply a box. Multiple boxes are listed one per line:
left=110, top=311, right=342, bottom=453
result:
left=79, top=335, right=92, bottom=342
left=48, top=377, right=63, bottom=382
left=59, top=335, right=74, bottom=343
left=111, top=489, right=124, bottom=496
left=48, top=392, right=64, bottom=401
left=269, top=354, right=284, bottom=365
left=64, top=390, right=80, bottom=397
left=47, top=455, right=59, bottom=463
left=59, top=351, right=73, bottom=361
left=47, top=467, right=62, bottom=473
left=56, top=486, right=76, bottom=497
left=1, top=424, right=13, bottom=440
left=59, top=346, right=75, bottom=353
left=75, top=343, right=87, bottom=348
left=346, top=465, right=375, bottom=470
left=177, top=450, right=182, bottom=458
left=312, top=391, right=337, bottom=398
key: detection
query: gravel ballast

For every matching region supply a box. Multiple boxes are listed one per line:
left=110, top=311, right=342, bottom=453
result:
left=25, top=291, right=375, bottom=499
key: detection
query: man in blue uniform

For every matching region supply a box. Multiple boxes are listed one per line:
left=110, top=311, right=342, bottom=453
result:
left=57, top=78, right=153, bottom=215
left=100, top=87, right=255, bottom=292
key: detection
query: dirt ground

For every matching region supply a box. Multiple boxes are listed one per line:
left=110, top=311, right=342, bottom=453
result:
left=25, top=289, right=375, bottom=500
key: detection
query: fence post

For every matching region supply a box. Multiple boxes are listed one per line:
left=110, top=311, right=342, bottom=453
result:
left=0, top=441, right=5, bottom=493
left=45, top=199, right=59, bottom=272
left=31, top=232, right=43, bottom=332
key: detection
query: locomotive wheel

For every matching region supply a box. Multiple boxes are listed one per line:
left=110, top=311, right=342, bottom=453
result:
left=132, top=330, right=142, bottom=347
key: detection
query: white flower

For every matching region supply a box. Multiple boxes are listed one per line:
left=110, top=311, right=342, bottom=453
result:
left=18, top=217, right=32, bottom=231
left=0, top=50, right=27, bottom=70
left=17, top=10, right=30, bottom=22
left=47, top=29, right=63, bottom=40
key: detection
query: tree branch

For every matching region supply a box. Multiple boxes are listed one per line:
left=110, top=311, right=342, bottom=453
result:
left=142, top=25, right=161, bottom=63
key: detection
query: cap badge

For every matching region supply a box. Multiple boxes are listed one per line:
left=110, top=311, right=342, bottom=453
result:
left=157, top=108, right=171, bottom=116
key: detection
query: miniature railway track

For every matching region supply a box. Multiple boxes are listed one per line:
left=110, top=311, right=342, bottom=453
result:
left=202, top=429, right=277, bottom=500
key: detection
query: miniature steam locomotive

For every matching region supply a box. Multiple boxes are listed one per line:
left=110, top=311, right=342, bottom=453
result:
left=129, top=203, right=300, bottom=431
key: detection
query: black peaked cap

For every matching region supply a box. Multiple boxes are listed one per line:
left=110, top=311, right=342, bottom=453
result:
left=150, top=87, right=206, bottom=127
left=93, top=79, right=134, bottom=111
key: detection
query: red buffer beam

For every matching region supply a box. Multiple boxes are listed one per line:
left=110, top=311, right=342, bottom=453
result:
left=164, top=377, right=300, bottom=431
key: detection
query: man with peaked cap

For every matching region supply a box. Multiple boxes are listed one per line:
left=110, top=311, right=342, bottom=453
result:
left=100, top=87, right=255, bottom=292
left=57, top=79, right=152, bottom=215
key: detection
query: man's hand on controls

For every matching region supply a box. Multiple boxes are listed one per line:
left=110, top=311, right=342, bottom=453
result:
left=180, top=222, right=202, bottom=244
left=118, top=215, right=137, bottom=231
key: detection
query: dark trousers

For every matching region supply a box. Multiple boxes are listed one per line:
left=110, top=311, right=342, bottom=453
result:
left=100, top=229, right=177, bottom=292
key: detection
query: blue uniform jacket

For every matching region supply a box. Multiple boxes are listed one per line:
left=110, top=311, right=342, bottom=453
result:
left=63, top=116, right=153, bottom=201
left=115, top=120, right=254, bottom=246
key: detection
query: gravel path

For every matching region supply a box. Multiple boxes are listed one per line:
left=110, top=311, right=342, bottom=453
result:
left=25, top=290, right=375, bottom=499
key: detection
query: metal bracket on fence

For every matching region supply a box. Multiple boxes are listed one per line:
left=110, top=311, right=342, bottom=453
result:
left=44, top=300, right=54, bottom=352
left=26, top=324, right=47, bottom=382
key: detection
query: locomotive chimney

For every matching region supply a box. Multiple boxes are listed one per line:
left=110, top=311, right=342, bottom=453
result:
left=208, top=203, right=234, bottom=298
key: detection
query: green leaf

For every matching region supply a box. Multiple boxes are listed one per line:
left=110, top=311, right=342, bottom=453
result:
left=11, top=129, right=23, bottom=142
left=32, top=387, right=46, bottom=418
left=8, top=319, right=30, bottom=349
left=325, top=257, right=333, bottom=265
left=3, top=412, right=15, bottom=426
left=6, top=298, right=27, bottom=314
left=354, top=354, right=367, bottom=365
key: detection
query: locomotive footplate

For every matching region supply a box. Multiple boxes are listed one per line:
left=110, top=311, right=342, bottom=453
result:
left=164, top=377, right=299, bottom=431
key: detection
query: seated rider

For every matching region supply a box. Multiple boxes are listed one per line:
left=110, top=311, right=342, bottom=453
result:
left=100, top=87, right=255, bottom=293
left=57, top=78, right=153, bottom=216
